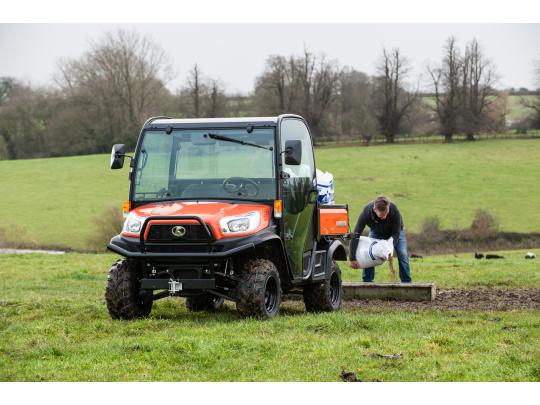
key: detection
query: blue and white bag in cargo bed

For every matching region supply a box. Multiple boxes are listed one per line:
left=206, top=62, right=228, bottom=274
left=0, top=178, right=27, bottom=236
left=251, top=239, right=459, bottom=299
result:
left=355, top=236, right=394, bottom=268
left=316, top=169, right=334, bottom=204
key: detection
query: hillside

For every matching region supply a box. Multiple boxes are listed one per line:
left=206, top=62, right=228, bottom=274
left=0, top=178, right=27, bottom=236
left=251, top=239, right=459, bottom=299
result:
left=1, top=138, right=539, bottom=250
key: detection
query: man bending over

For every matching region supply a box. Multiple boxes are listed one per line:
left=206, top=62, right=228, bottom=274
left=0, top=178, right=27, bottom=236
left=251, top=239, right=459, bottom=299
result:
left=349, top=195, right=412, bottom=283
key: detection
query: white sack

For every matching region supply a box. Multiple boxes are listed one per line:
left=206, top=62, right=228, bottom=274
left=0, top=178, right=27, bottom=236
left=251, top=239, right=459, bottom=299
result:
left=316, top=169, right=334, bottom=205
left=355, top=236, right=394, bottom=268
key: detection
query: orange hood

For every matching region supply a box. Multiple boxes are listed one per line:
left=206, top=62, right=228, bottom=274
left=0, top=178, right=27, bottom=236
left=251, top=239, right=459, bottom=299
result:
left=125, top=201, right=271, bottom=239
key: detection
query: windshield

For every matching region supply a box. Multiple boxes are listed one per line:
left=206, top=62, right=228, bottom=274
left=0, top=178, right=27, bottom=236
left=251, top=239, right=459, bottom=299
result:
left=133, top=128, right=276, bottom=201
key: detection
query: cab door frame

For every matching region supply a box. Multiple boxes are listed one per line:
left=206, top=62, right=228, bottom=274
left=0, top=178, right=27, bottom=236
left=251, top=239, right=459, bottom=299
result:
left=276, top=115, right=319, bottom=282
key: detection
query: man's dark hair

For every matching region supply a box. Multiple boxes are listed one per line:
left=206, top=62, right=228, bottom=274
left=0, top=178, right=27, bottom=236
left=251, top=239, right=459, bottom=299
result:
left=374, top=195, right=390, bottom=211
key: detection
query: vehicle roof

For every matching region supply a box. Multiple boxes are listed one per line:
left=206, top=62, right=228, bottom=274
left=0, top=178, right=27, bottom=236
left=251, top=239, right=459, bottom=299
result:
left=145, top=114, right=303, bottom=129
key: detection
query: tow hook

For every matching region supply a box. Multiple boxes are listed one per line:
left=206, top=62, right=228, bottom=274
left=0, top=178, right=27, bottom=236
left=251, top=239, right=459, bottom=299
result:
left=168, top=279, right=183, bottom=294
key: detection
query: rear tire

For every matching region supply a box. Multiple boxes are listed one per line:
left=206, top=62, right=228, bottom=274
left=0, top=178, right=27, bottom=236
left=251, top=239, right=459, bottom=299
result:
left=236, top=259, right=281, bottom=319
left=303, top=260, right=342, bottom=312
left=186, top=294, right=225, bottom=312
left=105, top=259, right=152, bottom=320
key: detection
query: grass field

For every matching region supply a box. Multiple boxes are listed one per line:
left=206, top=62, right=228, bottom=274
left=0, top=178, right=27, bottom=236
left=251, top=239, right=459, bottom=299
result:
left=319, top=138, right=540, bottom=235
left=341, top=249, right=540, bottom=288
left=421, top=94, right=535, bottom=123
left=506, top=95, right=536, bottom=122
left=1, top=250, right=539, bottom=382
left=1, top=138, right=540, bottom=251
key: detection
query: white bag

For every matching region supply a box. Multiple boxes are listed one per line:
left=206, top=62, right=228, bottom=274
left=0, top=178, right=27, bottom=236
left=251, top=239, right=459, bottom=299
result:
left=316, top=169, right=334, bottom=205
left=355, top=236, right=394, bottom=268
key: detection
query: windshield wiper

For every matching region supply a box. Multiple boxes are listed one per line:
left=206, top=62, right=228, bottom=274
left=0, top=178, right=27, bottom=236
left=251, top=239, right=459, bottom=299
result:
left=206, top=133, right=273, bottom=151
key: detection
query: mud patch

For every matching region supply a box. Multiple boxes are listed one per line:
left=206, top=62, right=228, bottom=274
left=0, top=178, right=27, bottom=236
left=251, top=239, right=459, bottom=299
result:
left=340, top=370, right=360, bottom=382
left=345, top=288, right=540, bottom=311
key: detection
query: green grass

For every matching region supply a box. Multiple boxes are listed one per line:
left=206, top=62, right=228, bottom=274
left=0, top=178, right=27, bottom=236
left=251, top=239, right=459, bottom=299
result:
left=1, top=138, right=540, bottom=250
left=0, top=154, right=127, bottom=249
left=341, top=249, right=540, bottom=288
left=317, top=138, right=540, bottom=234
left=1, top=251, right=539, bottom=381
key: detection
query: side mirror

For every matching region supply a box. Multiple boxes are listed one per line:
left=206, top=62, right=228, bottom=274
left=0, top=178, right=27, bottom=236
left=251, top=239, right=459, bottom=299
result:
left=110, top=144, right=126, bottom=169
left=284, top=140, right=302, bottom=165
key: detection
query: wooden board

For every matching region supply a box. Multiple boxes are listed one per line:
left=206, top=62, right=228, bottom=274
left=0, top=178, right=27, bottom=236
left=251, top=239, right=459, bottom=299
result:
left=342, top=282, right=436, bottom=302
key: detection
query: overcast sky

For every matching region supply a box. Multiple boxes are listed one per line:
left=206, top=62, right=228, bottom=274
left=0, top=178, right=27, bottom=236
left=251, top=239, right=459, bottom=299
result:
left=1, top=23, right=539, bottom=94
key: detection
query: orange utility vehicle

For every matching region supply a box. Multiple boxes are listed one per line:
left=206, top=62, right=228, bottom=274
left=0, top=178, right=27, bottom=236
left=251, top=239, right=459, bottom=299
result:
left=106, top=115, right=348, bottom=319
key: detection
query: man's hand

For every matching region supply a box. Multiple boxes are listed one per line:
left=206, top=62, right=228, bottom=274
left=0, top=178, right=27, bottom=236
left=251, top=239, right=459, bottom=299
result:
left=349, top=260, right=360, bottom=269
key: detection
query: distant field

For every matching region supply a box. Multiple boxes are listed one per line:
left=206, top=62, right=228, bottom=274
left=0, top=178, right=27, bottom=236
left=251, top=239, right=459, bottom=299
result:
left=421, top=94, right=535, bottom=123
left=317, top=138, right=540, bottom=235
left=1, top=138, right=540, bottom=250
left=506, top=95, right=536, bottom=122
left=1, top=250, right=539, bottom=381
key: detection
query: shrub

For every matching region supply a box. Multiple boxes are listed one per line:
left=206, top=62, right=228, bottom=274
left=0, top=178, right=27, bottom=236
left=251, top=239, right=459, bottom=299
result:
left=86, top=205, right=124, bottom=252
left=0, top=224, right=39, bottom=249
left=470, top=209, right=499, bottom=240
left=415, top=216, right=445, bottom=247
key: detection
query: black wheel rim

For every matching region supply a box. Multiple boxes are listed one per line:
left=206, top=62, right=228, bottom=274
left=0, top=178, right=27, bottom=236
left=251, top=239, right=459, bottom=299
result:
left=329, top=272, right=341, bottom=306
left=264, top=276, right=278, bottom=314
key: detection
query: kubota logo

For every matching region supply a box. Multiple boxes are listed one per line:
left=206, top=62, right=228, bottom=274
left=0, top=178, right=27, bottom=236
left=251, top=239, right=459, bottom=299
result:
left=171, top=226, right=187, bottom=237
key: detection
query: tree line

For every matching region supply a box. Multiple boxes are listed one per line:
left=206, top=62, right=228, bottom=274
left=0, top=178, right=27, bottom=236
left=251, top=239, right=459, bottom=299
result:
left=1, top=29, right=539, bottom=160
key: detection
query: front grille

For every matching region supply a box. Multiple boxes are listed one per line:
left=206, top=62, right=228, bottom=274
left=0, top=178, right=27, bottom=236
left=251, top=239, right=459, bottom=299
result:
left=144, top=244, right=224, bottom=254
left=145, top=244, right=209, bottom=253
left=146, top=224, right=212, bottom=243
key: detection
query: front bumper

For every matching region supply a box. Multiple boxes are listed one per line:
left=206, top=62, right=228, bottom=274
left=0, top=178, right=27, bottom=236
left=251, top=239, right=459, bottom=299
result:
left=107, top=238, right=255, bottom=258
left=107, top=226, right=279, bottom=260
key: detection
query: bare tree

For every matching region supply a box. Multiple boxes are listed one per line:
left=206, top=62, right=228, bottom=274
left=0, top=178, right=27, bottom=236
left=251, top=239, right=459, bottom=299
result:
left=254, top=49, right=340, bottom=139
left=460, top=39, right=497, bottom=140
left=0, top=77, right=19, bottom=106
left=186, top=64, right=204, bottom=117
left=205, top=79, right=226, bottom=118
left=428, top=37, right=463, bottom=142
left=0, top=83, right=58, bottom=159
left=484, top=90, right=508, bottom=133
left=179, top=65, right=227, bottom=118
left=254, top=55, right=301, bottom=114
left=56, top=29, right=173, bottom=151
left=373, top=48, right=416, bottom=143
left=522, top=58, right=540, bottom=129
left=0, top=77, right=21, bottom=159
left=304, top=52, right=341, bottom=138
left=339, top=68, right=377, bottom=144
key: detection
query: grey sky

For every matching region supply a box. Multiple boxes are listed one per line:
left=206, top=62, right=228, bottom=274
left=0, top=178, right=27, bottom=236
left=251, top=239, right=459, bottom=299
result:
left=0, top=24, right=539, bottom=94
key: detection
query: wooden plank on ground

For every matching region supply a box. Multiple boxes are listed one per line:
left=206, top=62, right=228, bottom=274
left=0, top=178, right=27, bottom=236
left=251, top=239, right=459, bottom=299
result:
left=342, top=282, right=436, bottom=302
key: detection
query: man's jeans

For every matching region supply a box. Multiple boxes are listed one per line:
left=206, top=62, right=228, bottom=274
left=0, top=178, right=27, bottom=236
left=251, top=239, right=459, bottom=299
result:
left=362, top=229, right=412, bottom=283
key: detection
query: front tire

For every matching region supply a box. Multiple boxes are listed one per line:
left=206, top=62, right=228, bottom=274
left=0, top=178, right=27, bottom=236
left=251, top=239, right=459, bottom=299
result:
left=186, top=294, right=225, bottom=312
left=105, top=259, right=152, bottom=320
left=303, top=260, right=342, bottom=312
left=236, top=259, right=281, bottom=319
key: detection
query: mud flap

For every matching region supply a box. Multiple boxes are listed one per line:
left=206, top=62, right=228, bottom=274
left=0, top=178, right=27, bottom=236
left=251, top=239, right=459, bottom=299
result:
left=312, top=240, right=347, bottom=282
left=311, top=251, right=327, bottom=281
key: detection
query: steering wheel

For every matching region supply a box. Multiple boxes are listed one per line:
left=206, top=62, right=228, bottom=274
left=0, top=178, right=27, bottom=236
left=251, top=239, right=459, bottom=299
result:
left=223, top=177, right=260, bottom=197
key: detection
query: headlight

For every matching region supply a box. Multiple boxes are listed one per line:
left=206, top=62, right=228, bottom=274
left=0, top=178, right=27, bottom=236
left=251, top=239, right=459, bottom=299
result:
left=122, top=213, right=145, bottom=234
left=219, top=211, right=260, bottom=234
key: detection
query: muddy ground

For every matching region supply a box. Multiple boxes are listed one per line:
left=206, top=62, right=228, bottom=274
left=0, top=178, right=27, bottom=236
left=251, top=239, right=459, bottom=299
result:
left=344, top=288, right=540, bottom=311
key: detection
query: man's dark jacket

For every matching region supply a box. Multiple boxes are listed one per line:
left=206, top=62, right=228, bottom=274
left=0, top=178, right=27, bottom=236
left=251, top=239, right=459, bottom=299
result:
left=349, top=201, right=403, bottom=261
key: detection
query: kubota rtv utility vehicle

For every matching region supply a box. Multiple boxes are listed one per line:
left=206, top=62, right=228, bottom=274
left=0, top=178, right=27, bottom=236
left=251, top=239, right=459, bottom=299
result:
left=106, top=115, right=348, bottom=319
